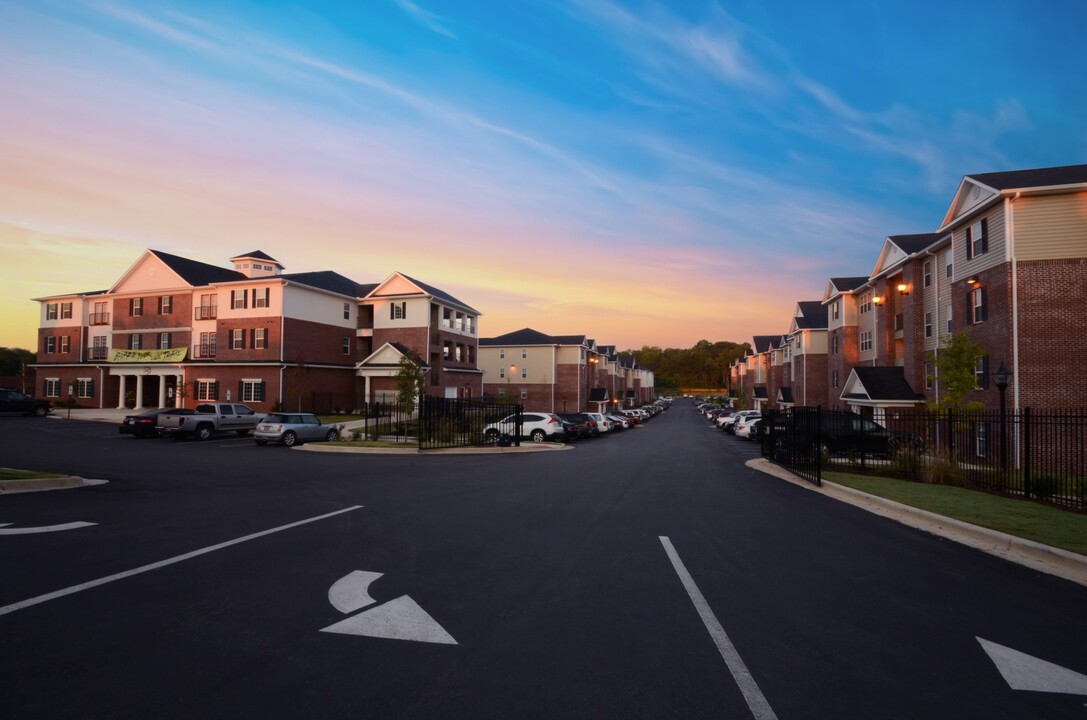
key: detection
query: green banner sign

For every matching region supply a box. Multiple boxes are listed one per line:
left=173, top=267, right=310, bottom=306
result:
left=107, top=348, right=188, bottom=363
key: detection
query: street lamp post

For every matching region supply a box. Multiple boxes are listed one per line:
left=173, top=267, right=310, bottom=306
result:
left=992, top=361, right=1011, bottom=474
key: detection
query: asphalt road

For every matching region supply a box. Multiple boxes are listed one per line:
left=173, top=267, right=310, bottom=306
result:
left=1, top=403, right=1085, bottom=719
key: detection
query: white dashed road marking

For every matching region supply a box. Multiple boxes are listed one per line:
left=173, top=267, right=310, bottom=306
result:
left=660, top=535, right=779, bottom=720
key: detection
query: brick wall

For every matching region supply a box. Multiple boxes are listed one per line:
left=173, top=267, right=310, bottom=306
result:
left=1014, top=258, right=1087, bottom=408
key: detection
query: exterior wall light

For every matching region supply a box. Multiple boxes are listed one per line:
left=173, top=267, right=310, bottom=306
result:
left=897, top=283, right=909, bottom=296
left=872, top=296, right=883, bottom=305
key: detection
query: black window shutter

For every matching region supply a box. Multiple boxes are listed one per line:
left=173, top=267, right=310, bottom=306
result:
left=390, top=303, right=395, bottom=320
left=212, top=382, right=219, bottom=400
left=193, top=380, right=200, bottom=399
left=401, top=302, right=407, bottom=319
left=157, top=297, right=162, bottom=314
left=250, top=329, right=255, bottom=349
left=966, top=292, right=973, bottom=324
left=257, top=381, right=265, bottom=402
left=129, top=298, right=134, bottom=316
left=980, top=288, right=988, bottom=322
left=980, top=219, right=989, bottom=254
left=230, top=290, right=236, bottom=308
left=238, top=381, right=244, bottom=402
left=87, top=380, right=94, bottom=397
left=980, top=356, right=990, bottom=389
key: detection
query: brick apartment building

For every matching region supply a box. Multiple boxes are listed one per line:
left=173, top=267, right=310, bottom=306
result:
left=732, top=162, right=1087, bottom=418
left=33, top=250, right=482, bottom=411
left=478, top=328, right=654, bottom=413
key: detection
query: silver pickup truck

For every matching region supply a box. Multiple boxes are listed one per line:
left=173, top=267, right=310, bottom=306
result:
left=157, top=402, right=265, bottom=440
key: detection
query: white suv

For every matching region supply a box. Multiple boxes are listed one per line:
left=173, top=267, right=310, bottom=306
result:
left=483, top=412, right=566, bottom=442
left=721, top=410, right=759, bottom=434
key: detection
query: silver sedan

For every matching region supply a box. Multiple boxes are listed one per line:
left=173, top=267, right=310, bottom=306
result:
left=254, top=413, right=339, bottom=447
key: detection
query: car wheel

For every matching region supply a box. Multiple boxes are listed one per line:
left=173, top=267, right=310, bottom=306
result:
left=282, top=431, right=297, bottom=447
left=33, top=406, right=48, bottom=417
left=484, top=428, right=499, bottom=442
left=195, top=424, right=213, bottom=441
left=530, top=429, right=546, bottom=442
left=817, top=441, right=832, bottom=463
left=325, top=429, right=338, bottom=442
left=255, top=439, right=268, bottom=446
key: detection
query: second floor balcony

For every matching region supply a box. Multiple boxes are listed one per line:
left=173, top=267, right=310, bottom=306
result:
left=192, top=343, right=217, bottom=359
left=195, top=306, right=218, bottom=321
left=89, top=312, right=110, bottom=325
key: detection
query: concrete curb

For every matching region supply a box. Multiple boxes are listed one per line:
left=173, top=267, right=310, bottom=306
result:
left=0, top=477, right=107, bottom=494
left=746, top=458, right=1087, bottom=588
left=299, top=442, right=570, bottom=455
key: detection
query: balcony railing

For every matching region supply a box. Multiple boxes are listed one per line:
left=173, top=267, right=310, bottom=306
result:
left=89, top=312, right=110, bottom=325
left=195, top=307, right=218, bottom=320
left=192, top=344, right=217, bottom=359
left=88, top=347, right=109, bottom=360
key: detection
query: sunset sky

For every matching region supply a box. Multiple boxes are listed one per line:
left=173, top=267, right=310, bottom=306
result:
left=3, top=0, right=1085, bottom=351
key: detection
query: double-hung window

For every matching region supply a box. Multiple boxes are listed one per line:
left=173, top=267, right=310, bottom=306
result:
left=969, top=287, right=987, bottom=324
left=254, top=288, right=269, bottom=309
left=60, top=302, right=73, bottom=319
left=44, top=378, right=60, bottom=398
left=45, top=336, right=56, bottom=353
left=923, top=261, right=932, bottom=288
left=241, top=379, right=264, bottom=402
left=159, top=296, right=172, bottom=315
left=254, top=328, right=267, bottom=350
left=130, top=298, right=142, bottom=316
left=60, top=336, right=70, bottom=353
left=966, top=218, right=988, bottom=259
left=77, top=378, right=94, bottom=398
left=232, top=329, right=245, bottom=350
left=158, top=332, right=171, bottom=349
left=924, top=312, right=933, bottom=338
left=46, top=303, right=58, bottom=320
left=129, top=334, right=142, bottom=350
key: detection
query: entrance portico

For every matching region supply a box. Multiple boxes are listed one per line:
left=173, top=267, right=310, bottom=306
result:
left=112, top=367, right=185, bottom=409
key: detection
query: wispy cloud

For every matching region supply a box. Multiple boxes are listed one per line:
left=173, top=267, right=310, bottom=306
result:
left=394, top=0, right=457, bottom=39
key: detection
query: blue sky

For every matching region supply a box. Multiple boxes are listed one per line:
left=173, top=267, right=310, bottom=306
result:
left=2, top=0, right=1084, bottom=349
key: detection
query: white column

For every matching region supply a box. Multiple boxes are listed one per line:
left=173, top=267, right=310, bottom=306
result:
left=157, top=375, right=167, bottom=408
left=117, top=374, right=127, bottom=409
left=135, top=374, right=145, bottom=410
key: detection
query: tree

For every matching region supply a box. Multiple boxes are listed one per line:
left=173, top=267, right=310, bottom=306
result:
left=928, top=332, right=985, bottom=410
left=0, top=347, right=34, bottom=377
left=395, top=353, right=424, bottom=411
left=283, top=355, right=312, bottom=411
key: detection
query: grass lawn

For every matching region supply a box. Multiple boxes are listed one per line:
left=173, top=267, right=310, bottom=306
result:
left=0, top=468, right=67, bottom=481
left=316, top=440, right=416, bottom=449
left=823, top=471, right=1087, bottom=557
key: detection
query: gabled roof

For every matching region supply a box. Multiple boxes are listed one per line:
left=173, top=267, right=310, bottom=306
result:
left=366, top=271, right=480, bottom=314
left=792, top=301, right=828, bottom=330
left=968, top=163, right=1087, bottom=192
left=940, top=163, right=1087, bottom=230
left=480, top=328, right=563, bottom=346
left=823, top=276, right=870, bottom=303
left=870, top=233, right=947, bottom=280
left=399, top=273, right=480, bottom=314
left=840, top=366, right=924, bottom=404
left=357, top=341, right=430, bottom=369
left=280, top=271, right=373, bottom=298
left=151, top=249, right=245, bottom=286
left=777, top=387, right=794, bottom=404
left=553, top=334, right=587, bottom=346
left=752, top=335, right=779, bottom=353
left=230, top=250, right=280, bottom=264
left=752, top=387, right=768, bottom=399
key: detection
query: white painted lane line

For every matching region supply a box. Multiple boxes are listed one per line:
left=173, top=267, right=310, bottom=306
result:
left=659, top=536, right=779, bottom=720
left=0, top=505, right=364, bottom=617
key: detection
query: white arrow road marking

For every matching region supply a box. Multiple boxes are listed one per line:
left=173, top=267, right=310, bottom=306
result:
left=0, top=522, right=96, bottom=535
left=978, top=638, right=1087, bottom=696
left=328, top=570, right=383, bottom=614
left=321, top=595, right=457, bottom=644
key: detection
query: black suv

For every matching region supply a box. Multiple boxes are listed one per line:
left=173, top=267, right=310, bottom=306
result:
left=775, top=410, right=921, bottom=459
left=0, top=389, right=53, bottom=416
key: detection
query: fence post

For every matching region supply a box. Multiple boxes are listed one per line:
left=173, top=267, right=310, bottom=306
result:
left=1022, top=407, right=1031, bottom=500
left=514, top=404, right=523, bottom=447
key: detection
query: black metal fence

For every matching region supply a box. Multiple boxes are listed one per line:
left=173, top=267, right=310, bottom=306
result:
left=762, top=407, right=1087, bottom=511
left=418, top=397, right=522, bottom=450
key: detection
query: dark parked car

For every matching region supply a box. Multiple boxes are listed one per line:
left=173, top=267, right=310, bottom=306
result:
left=119, top=407, right=195, bottom=438
left=775, top=410, right=923, bottom=459
left=558, top=413, right=598, bottom=439
left=0, top=389, right=52, bottom=416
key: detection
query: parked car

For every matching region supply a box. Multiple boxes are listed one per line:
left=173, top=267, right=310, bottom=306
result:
left=746, top=418, right=764, bottom=442
left=605, top=413, right=631, bottom=429
left=158, top=402, right=265, bottom=440
left=722, top=410, right=759, bottom=434
left=735, top=415, right=762, bottom=439
left=584, top=412, right=614, bottom=432
left=119, top=407, right=195, bottom=438
left=254, top=413, right=339, bottom=447
left=483, top=412, right=566, bottom=443
left=558, top=413, right=598, bottom=438
left=0, top=389, right=52, bottom=417
left=775, top=410, right=924, bottom=459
